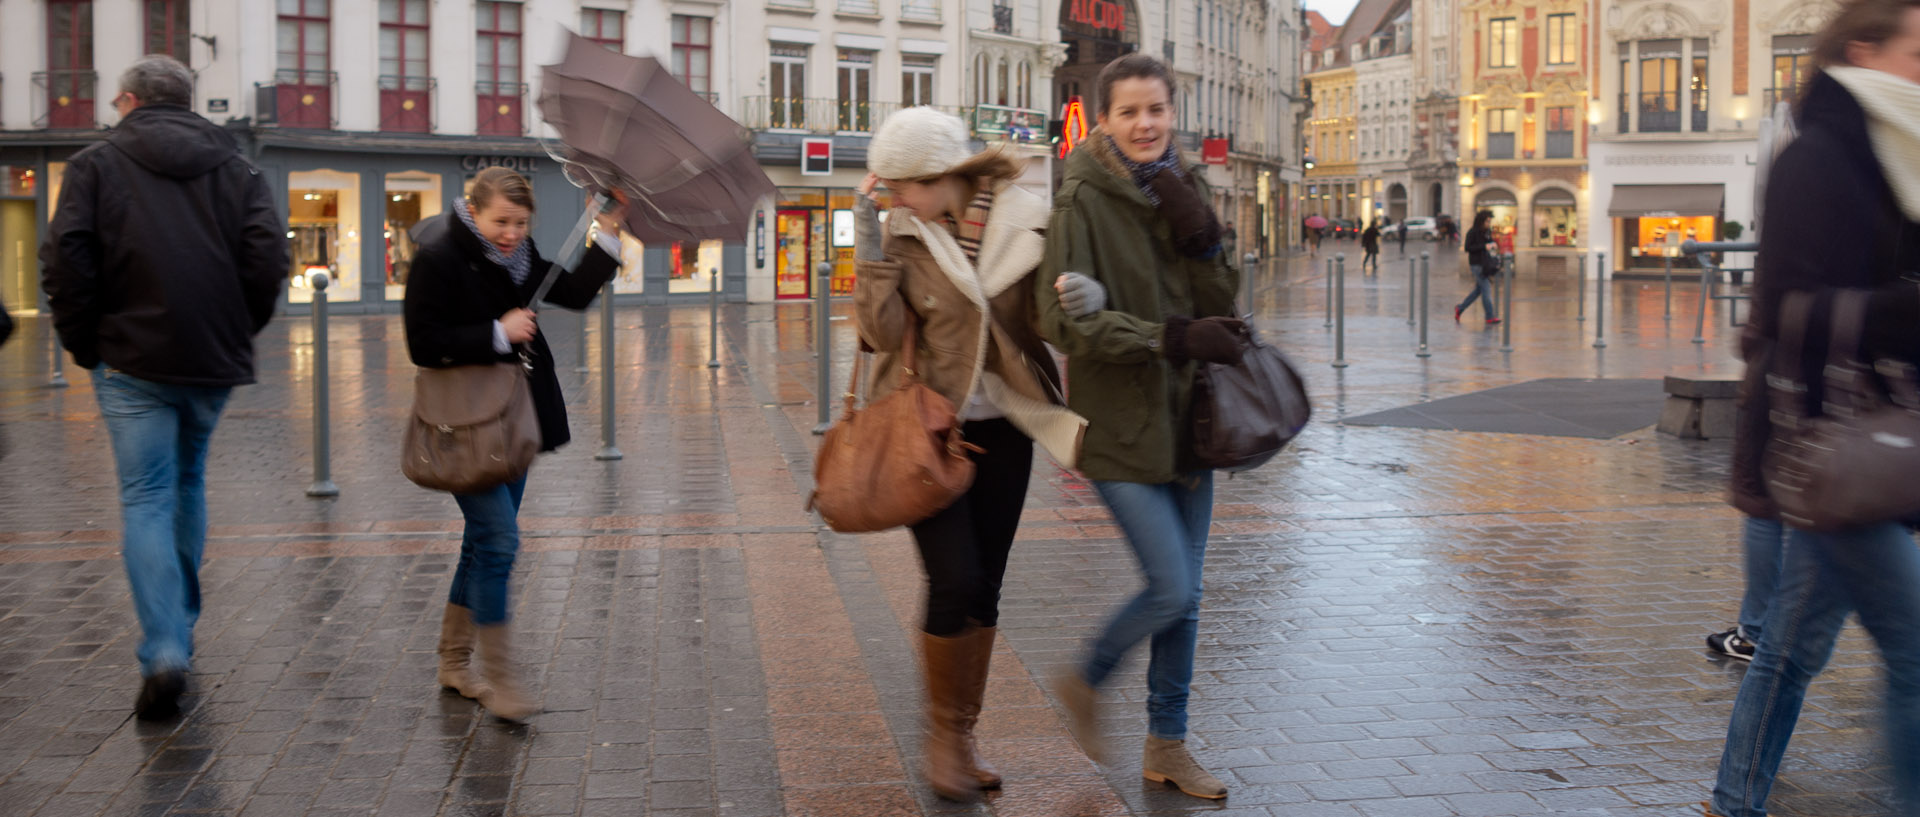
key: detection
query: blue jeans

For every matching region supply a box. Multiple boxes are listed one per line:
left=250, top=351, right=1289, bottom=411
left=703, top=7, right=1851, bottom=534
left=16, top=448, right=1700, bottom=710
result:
left=1738, top=516, right=1788, bottom=644
left=1711, top=522, right=1920, bottom=817
left=1457, top=264, right=1498, bottom=319
left=1082, top=472, right=1214, bottom=740
left=450, top=474, right=528, bottom=626
left=90, top=367, right=232, bottom=676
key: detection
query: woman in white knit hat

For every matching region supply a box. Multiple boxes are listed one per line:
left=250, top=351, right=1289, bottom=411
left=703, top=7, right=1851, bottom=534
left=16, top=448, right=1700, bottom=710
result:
left=850, top=106, right=1087, bottom=801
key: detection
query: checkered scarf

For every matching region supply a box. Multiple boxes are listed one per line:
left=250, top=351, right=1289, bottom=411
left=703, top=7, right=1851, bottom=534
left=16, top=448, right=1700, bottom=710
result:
left=454, top=196, right=534, bottom=286
left=1109, top=136, right=1184, bottom=205
left=940, top=185, right=996, bottom=265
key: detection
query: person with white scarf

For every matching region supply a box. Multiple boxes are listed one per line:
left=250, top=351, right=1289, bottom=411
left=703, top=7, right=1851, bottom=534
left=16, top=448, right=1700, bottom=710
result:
left=1706, top=2, right=1920, bottom=814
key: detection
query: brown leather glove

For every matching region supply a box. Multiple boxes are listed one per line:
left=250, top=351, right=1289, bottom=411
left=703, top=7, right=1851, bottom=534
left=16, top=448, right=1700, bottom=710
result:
left=1147, top=170, right=1224, bottom=259
left=1163, top=315, right=1245, bottom=366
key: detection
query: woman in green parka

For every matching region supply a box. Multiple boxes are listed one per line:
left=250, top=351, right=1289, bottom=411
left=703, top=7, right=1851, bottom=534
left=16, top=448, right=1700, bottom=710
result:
left=1036, top=53, right=1244, bottom=800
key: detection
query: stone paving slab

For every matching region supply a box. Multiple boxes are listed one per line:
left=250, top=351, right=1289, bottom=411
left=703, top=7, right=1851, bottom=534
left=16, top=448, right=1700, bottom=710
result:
left=0, top=251, right=1897, bottom=816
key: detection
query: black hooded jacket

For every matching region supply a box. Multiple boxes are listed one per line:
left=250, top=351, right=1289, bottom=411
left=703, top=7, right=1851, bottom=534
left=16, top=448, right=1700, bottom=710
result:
left=41, top=104, right=287, bottom=386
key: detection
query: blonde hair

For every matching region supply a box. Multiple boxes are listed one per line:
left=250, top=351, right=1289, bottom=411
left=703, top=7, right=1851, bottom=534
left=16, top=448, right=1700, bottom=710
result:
left=468, top=166, right=536, bottom=213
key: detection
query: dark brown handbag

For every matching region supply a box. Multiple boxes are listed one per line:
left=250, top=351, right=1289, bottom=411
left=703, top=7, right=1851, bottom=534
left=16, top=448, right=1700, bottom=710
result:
left=1191, top=322, right=1312, bottom=472
left=401, top=355, right=542, bottom=494
left=1764, top=290, right=1920, bottom=531
left=807, top=324, right=980, bottom=532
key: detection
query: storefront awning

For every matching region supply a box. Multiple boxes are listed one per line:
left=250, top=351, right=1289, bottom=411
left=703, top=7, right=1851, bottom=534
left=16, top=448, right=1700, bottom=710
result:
left=1608, top=184, right=1724, bottom=218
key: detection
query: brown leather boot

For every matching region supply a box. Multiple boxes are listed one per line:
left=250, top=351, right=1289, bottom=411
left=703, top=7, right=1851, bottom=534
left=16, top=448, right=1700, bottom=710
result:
left=954, top=625, right=1002, bottom=790
left=474, top=624, right=539, bottom=722
left=436, top=604, right=489, bottom=699
left=921, top=631, right=977, bottom=801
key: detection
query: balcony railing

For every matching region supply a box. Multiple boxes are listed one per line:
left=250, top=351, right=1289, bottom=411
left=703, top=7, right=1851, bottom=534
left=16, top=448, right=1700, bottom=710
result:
left=1638, top=92, right=1680, bottom=132
left=972, top=104, right=1045, bottom=141
left=742, top=96, right=898, bottom=133
left=1617, top=94, right=1630, bottom=134
left=477, top=81, right=527, bottom=137
left=1692, top=105, right=1708, bottom=133
left=32, top=70, right=97, bottom=129
left=1545, top=130, right=1574, bottom=159
left=379, top=75, right=434, bottom=134
left=902, top=0, right=941, bottom=21
left=1485, top=132, right=1514, bottom=159
left=258, top=69, right=336, bottom=129
left=992, top=1, right=1013, bottom=34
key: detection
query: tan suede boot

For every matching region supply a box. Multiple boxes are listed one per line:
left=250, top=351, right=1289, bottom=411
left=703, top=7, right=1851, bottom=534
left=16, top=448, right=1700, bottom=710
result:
left=1053, top=668, right=1104, bottom=764
left=921, top=631, right=977, bottom=801
left=1143, top=736, right=1227, bottom=799
left=435, top=604, right=489, bottom=699
left=474, top=624, right=539, bottom=722
left=954, top=626, right=1001, bottom=790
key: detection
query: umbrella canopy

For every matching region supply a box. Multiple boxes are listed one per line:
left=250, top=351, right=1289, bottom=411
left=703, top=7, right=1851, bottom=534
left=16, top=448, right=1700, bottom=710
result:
left=1304, top=215, right=1328, bottom=230
left=537, top=34, right=774, bottom=243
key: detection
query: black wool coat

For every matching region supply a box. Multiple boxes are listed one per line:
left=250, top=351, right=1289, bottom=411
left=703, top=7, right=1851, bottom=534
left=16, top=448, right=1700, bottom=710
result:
left=403, top=213, right=619, bottom=452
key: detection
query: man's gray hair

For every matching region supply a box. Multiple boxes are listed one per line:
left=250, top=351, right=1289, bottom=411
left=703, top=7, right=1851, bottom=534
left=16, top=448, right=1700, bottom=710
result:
left=119, top=55, right=194, bottom=107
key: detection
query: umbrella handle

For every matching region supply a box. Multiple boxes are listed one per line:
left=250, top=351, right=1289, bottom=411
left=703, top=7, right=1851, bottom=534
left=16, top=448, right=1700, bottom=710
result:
left=528, top=192, right=614, bottom=311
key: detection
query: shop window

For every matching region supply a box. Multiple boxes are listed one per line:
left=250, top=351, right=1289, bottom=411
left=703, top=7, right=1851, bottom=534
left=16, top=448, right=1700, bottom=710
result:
left=1627, top=215, right=1716, bottom=268
left=1532, top=189, right=1577, bottom=247
left=381, top=173, right=440, bottom=301
left=287, top=169, right=362, bottom=303
left=1474, top=190, right=1517, bottom=252
left=669, top=240, right=723, bottom=294
left=608, top=232, right=646, bottom=294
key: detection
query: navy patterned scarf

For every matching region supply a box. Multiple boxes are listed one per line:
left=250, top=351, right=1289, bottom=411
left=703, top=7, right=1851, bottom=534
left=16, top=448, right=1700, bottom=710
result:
left=454, top=196, right=534, bottom=286
left=1109, top=136, right=1184, bottom=205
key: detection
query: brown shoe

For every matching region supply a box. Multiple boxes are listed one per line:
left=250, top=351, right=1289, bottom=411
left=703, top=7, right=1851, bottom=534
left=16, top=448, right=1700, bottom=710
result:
left=920, top=631, right=978, bottom=801
left=474, top=624, right=539, bottom=722
left=436, top=604, right=489, bottom=699
left=954, top=626, right=1001, bottom=789
left=1143, top=736, right=1227, bottom=799
left=1053, top=668, right=1104, bottom=764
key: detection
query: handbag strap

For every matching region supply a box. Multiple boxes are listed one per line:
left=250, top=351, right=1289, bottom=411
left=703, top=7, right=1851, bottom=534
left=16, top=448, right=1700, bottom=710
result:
left=843, top=318, right=924, bottom=411
left=1768, top=292, right=1816, bottom=427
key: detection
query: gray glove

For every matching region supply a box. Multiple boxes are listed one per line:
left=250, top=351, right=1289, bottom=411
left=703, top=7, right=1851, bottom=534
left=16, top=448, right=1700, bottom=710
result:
left=1056, top=272, right=1106, bottom=318
left=853, top=194, right=885, bottom=262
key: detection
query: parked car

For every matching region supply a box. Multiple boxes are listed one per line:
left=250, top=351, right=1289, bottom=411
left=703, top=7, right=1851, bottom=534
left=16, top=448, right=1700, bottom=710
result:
left=1396, top=217, right=1440, bottom=241
left=1327, top=219, right=1359, bottom=240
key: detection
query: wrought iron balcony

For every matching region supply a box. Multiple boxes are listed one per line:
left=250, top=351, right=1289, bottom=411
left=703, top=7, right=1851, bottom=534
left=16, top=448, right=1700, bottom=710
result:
left=1544, top=130, right=1574, bottom=159
left=1485, top=132, right=1514, bottom=159
left=32, top=69, right=97, bottom=130
left=477, top=81, right=528, bottom=137
left=741, top=96, right=895, bottom=134
left=257, top=69, right=337, bottom=129
left=1638, top=92, right=1680, bottom=132
left=379, top=75, right=435, bottom=134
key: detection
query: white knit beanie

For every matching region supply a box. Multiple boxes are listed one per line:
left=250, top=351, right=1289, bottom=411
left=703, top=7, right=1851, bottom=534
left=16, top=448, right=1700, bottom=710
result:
left=867, top=106, right=972, bottom=180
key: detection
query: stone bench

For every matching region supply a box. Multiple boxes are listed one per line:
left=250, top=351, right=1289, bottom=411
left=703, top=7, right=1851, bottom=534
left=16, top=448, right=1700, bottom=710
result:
left=1657, top=375, right=1741, bottom=439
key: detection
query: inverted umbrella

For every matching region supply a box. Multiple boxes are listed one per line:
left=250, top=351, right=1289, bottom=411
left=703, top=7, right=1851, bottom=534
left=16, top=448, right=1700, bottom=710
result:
left=537, top=33, right=775, bottom=244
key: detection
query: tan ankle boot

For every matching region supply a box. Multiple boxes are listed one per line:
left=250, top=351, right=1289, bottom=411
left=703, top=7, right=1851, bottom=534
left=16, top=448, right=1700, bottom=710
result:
left=1053, top=668, right=1104, bottom=764
left=920, top=631, right=977, bottom=801
left=474, top=624, right=539, bottom=722
left=436, top=604, right=489, bottom=699
left=1143, top=736, right=1227, bottom=799
left=954, top=626, right=1001, bottom=790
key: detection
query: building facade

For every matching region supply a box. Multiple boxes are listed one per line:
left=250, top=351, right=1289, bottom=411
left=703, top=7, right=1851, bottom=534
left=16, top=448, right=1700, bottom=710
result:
left=1353, top=7, right=1413, bottom=227
left=1456, top=0, right=1589, bottom=275
left=1585, top=0, right=1837, bottom=277
left=1410, top=0, right=1460, bottom=222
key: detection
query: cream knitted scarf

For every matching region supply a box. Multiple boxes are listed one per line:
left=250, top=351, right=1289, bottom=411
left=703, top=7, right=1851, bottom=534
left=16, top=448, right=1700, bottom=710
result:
left=1827, top=66, right=1920, bottom=221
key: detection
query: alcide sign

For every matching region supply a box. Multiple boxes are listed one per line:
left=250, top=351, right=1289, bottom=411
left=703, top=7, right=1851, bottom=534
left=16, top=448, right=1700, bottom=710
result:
left=1066, top=0, right=1129, bottom=33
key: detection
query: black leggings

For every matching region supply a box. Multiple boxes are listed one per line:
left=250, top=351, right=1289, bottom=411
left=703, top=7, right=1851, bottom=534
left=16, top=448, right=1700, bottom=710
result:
left=908, top=418, right=1034, bottom=636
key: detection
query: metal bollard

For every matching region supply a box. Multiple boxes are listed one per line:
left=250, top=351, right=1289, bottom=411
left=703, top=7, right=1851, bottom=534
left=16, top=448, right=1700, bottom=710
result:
left=1577, top=251, right=1587, bottom=321
left=48, top=322, right=67, bottom=387
left=1241, top=252, right=1257, bottom=315
left=1333, top=253, right=1348, bottom=368
left=1663, top=254, right=1674, bottom=320
left=1407, top=257, right=1417, bottom=326
left=1416, top=252, right=1431, bottom=358
left=594, top=292, right=623, bottom=460
left=1500, top=254, right=1514, bottom=352
left=707, top=267, right=722, bottom=369
left=813, top=263, right=834, bottom=435
left=306, top=271, right=339, bottom=498
left=575, top=307, right=590, bottom=373
left=1324, top=257, right=1334, bottom=328
left=1593, top=252, right=1609, bottom=349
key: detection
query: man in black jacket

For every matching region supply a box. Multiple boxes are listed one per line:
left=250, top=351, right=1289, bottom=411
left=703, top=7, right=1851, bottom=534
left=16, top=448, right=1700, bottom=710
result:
left=41, top=54, right=287, bottom=720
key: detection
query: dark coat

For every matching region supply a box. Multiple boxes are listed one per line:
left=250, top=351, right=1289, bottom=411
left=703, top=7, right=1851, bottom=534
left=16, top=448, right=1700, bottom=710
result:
left=402, top=212, right=619, bottom=452
left=1464, top=225, right=1494, bottom=269
left=1361, top=225, right=1380, bottom=252
left=40, top=105, right=287, bottom=385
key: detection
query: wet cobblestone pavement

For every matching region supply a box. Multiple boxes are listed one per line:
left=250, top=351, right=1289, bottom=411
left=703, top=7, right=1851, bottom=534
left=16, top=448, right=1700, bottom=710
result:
left=0, top=248, right=1895, bottom=816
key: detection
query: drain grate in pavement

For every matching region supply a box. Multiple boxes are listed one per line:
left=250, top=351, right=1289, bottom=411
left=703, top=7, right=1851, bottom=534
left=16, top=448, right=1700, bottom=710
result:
left=1341, top=377, right=1666, bottom=438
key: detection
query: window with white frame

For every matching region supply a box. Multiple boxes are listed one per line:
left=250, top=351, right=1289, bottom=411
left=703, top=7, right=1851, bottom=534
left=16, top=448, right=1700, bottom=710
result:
left=1546, top=13, right=1575, bottom=66
left=769, top=43, right=806, bottom=129
left=837, top=49, right=874, bottom=131
left=1489, top=18, right=1518, bottom=68
left=902, top=54, right=935, bottom=107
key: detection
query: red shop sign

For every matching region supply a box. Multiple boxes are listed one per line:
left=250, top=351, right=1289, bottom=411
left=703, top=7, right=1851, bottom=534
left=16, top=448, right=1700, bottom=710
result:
left=1067, top=0, right=1129, bottom=32
left=1202, top=137, right=1230, bottom=165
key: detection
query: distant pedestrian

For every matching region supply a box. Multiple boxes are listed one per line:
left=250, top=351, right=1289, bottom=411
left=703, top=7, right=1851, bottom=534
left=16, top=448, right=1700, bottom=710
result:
left=1706, top=2, right=1920, bottom=814
left=402, top=167, right=624, bottom=722
left=1453, top=210, right=1500, bottom=324
left=1397, top=218, right=1409, bottom=254
left=850, top=107, right=1086, bottom=801
left=41, top=55, right=288, bottom=720
left=1039, top=53, right=1240, bottom=800
left=1223, top=220, right=1238, bottom=260
left=1360, top=220, right=1381, bottom=272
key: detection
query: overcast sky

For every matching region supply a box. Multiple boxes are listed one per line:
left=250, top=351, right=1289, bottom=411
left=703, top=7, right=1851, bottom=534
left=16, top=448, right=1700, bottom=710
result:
left=1304, top=0, right=1360, bottom=26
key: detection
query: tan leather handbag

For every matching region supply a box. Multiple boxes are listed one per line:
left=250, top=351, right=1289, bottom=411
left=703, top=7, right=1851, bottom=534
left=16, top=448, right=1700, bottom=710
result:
left=401, top=358, right=541, bottom=494
left=1765, top=290, right=1920, bottom=531
left=808, top=324, right=980, bottom=533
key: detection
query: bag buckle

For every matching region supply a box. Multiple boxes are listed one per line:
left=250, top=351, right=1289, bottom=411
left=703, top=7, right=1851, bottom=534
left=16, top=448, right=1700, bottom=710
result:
left=437, top=424, right=454, bottom=434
